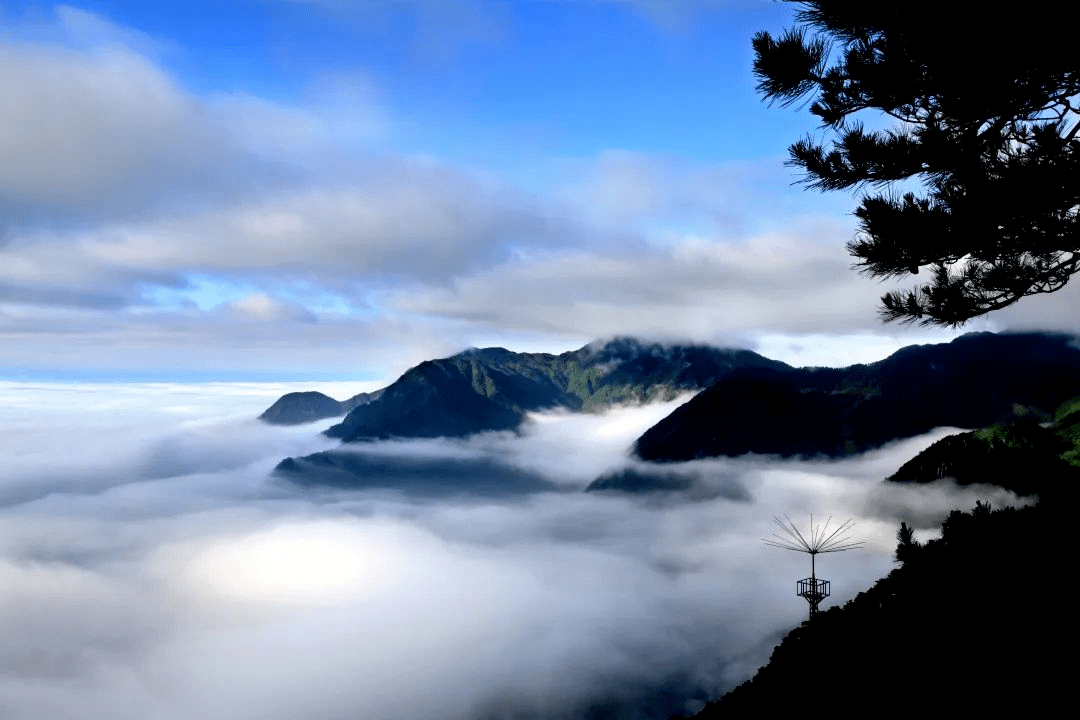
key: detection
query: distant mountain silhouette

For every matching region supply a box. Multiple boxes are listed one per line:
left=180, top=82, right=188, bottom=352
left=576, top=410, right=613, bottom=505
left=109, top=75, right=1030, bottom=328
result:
left=259, top=389, right=382, bottom=425
left=635, top=332, right=1080, bottom=462
left=276, top=449, right=557, bottom=498
left=584, top=465, right=752, bottom=501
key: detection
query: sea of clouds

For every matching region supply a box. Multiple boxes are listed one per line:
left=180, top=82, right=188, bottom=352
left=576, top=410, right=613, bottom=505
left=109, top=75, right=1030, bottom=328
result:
left=0, top=381, right=1026, bottom=720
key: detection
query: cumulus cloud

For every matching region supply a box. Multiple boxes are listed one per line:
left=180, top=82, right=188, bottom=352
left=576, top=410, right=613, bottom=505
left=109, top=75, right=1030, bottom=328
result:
left=0, top=6, right=398, bottom=235
left=2, top=5, right=1059, bottom=383
left=394, top=224, right=900, bottom=340
left=0, top=6, right=939, bottom=379
left=968, top=278, right=1080, bottom=336
left=92, top=170, right=569, bottom=280
left=0, top=38, right=266, bottom=227
left=0, top=381, right=1019, bottom=719
left=0, top=156, right=580, bottom=308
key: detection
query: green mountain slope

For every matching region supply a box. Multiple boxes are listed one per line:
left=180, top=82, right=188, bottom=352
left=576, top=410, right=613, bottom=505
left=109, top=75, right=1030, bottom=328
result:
left=320, top=338, right=789, bottom=442
left=1054, top=394, right=1080, bottom=467
left=885, top=421, right=1079, bottom=496
left=636, top=332, right=1080, bottom=462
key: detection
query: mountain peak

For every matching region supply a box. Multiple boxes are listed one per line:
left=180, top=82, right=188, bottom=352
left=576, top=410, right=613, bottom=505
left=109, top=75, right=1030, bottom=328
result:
left=267, top=337, right=784, bottom=448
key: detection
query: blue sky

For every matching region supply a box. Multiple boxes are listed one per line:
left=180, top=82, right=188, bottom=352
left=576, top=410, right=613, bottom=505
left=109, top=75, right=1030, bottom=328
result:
left=1, top=0, right=1075, bottom=382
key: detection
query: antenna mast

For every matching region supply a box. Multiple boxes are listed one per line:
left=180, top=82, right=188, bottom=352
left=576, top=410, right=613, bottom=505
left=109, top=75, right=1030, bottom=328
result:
left=764, top=514, right=863, bottom=621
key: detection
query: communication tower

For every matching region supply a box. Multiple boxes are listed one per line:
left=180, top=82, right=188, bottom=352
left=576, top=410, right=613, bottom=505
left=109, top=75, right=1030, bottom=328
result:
left=764, top=514, right=863, bottom=621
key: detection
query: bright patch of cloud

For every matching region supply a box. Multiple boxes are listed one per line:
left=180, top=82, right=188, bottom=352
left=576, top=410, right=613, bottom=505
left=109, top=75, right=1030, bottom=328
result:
left=221, top=293, right=317, bottom=323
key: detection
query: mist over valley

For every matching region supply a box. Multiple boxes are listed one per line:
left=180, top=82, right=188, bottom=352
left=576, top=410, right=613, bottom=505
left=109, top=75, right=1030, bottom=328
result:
left=0, top=334, right=1049, bottom=719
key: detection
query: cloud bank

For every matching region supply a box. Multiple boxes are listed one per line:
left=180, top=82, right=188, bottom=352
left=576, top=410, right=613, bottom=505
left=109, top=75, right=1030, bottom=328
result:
left=0, top=382, right=1021, bottom=719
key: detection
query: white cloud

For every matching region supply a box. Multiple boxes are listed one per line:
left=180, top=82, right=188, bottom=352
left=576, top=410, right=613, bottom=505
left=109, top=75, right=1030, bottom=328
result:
left=394, top=226, right=898, bottom=340
left=0, top=303, right=469, bottom=380
left=51, top=4, right=171, bottom=57
left=219, top=293, right=318, bottom=323
left=0, top=7, right=396, bottom=235
left=0, top=381, right=1006, bottom=719
left=0, top=39, right=259, bottom=225
left=0, top=5, right=885, bottom=381
left=965, top=278, right=1080, bottom=336
left=0, top=158, right=577, bottom=308
left=103, top=174, right=563, bottom=279
left=1, top=5, right=1065, bottom=381
left=553, top=151, right=850, bottom=235
left=747, top=330, right=964, bottom=369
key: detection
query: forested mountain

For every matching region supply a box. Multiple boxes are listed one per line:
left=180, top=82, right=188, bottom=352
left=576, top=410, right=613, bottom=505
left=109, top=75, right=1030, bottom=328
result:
left=635, top=332, right=1080, bottom=461
left=884, top=421, right=1079, bottom=496
left=271, top=332, right=1080, bottom=491
left=261, top=338, right=788, bottom=438
left=263, top=333, right=1080, bottom=450
left=272, top=339, right=790, bottom=488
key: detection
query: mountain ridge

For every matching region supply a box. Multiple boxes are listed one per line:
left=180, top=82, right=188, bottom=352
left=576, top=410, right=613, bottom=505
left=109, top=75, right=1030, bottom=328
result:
left=264, top=337, right=791, bottom=441
left=634, top=332, right=1080, bottom=462
left=267, top=332, right=1080, bottom=491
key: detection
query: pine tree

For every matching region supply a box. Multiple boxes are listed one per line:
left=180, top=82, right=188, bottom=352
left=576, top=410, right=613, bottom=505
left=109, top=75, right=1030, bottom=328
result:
left=894, top=521, right=921, bottom=564
left=753, top=2, right=1080, bottom=325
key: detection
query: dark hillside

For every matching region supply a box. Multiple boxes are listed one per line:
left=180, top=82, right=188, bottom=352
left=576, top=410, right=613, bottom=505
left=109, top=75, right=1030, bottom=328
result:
left=258, top=389, right=382, bottom=425
left=259, top=391, right=344, bottom=425
left=637, top=332, right=1080, bottom=461
left=692, top=501, right=1069, bottom=717
left=326, top=352, right=570, bottom=441
left=635, top=368, right=932, bottom=460
left=886, top=422, right=1078, bottom=496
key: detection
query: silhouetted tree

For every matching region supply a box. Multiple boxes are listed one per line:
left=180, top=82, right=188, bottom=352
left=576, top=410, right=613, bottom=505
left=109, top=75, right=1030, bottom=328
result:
left=753, top=3, right=1080, bottom=325
left=894, top=521, right=921, bottom=564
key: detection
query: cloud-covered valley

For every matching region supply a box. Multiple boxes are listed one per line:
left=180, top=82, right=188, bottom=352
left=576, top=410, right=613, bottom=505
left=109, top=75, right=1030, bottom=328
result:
left=0, top=382, right=1025, bottom=720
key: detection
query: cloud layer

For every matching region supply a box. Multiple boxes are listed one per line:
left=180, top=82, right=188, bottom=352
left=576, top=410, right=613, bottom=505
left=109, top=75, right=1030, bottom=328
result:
left=0, top=382, right=1023, bottom=719
left=8, top=5, right=1053, bottom=379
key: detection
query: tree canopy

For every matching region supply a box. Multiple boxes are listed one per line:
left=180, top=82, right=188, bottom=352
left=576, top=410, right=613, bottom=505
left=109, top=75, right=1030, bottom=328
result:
left=752, top=3, right=1080, bottom=325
